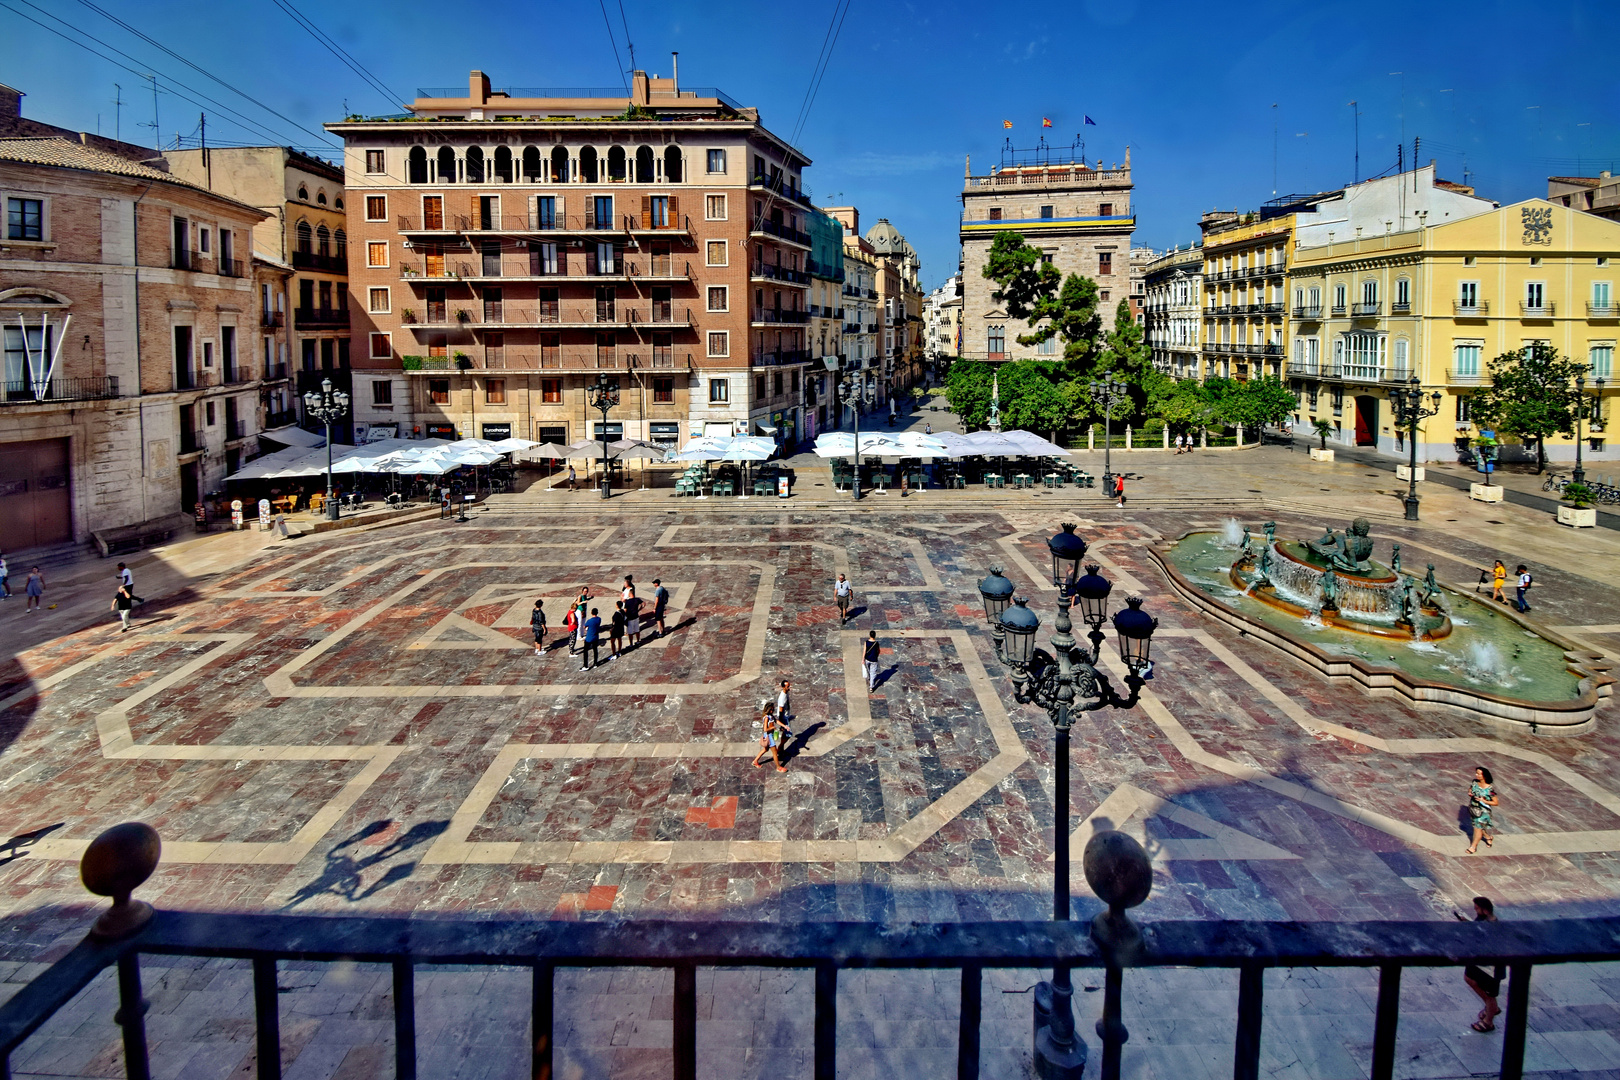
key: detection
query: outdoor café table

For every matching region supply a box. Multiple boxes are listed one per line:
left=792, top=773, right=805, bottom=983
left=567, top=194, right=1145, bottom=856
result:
left=984, top=473, right=1005, bottom=488
left=1044, top=474, right=1062, bottom=489
left=753, top=480, right=773, bottom=497
left=1014, top=474, right=1033, bottom=489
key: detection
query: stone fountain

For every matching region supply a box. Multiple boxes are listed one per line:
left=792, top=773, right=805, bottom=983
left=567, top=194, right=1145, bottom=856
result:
left=1230, top=518, right=1452, bottom=641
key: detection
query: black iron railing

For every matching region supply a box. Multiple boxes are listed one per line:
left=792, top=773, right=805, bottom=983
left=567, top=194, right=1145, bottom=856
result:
left=293, top=307, right=351, bottom=329
left=291, top=250, right=347, bottom=273
left=2, top=909, right=1616, bottom=1080
left=1, top=376, right=119, bottom=404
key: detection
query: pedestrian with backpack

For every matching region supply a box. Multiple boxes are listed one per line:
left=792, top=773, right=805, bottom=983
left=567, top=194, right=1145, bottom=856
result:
left=530, top=599, right=548, bottom=656
left=1514, top=565, right=1533, bottom=612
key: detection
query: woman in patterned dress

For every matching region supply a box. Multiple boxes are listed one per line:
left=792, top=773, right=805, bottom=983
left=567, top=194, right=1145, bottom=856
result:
left=1466, top=766, right=1497, bottom=854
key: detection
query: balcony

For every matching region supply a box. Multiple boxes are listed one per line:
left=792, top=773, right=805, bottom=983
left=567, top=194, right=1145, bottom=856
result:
left=1351, top=301, right=1382, bottom=317
left=844, top=323, right=861, bottom=334
left=222, top=366, right=250, bottom=385
left=1590, top=303, right=1619, bottom=318
left=294, top=307, right=351, bottom=330
left=753, top=264, right=812, bottom=286
left=264, top=364, right=290, bottom=382
left=1292, top=305, right=1322, bottom=320
left=405, top=350, right=696, bottom=372
left=751, top=219, right=812, bottom=247
left=1453, top=300, right=1490, bottom=317
left=179, top=430, right=203, bottom=454
left=752, top=309, right=811, bottom=325
left=291, top=250, right=347, bottom=273
left=217, top=258, right=245, bottom=279
left=753, top=349, right=810, bottom=366
left=1521, top=301, right=1556, bottom=319
left=260, top=310, right=285, bottom=329
left=263, top=409, right=296, bottom=427
left=225, top=420, right=247, bottom=440
left=1, top=375, right=119, bottom=405
left=171, top=249, right=203, bottom=272
left=1447, top=366, right=1487, bottom=385
left=1252, top=302, right=1284, bottom=316
left=397, top=211, right=692, bottom=237
left=1330, top=304, right=1347, bottom=316
left=423, top=304, right=698, bottom=330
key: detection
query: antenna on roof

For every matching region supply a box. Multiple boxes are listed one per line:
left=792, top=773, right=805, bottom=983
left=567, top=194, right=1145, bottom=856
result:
left=112, top=84, right=123, bottom=143
left=138, top=74, right=160, bottom=153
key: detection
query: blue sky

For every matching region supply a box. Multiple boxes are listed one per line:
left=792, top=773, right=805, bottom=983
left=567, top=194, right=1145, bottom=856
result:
left=5, top=0, right=1618, bottom=292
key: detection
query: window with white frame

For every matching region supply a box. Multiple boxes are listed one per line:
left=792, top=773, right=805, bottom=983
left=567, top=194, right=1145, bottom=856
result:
left=1392, top=338, right=1409, bottom=377
left=707, top=331, right=729, bottom=357
left=708, top=376, right=729, bottom=401
left=365, top=149, right=385, bottom=174
left=1361, top=279, right=1377, bottom=305
left=706, top=240, right=727, bottom=266
left=706, top=149, right=726, bottom=174
left=370, top=333, right=391, bottom=359
left=367, top=241, right=387, bottom=268
left=705, top=194, right=726, bottom=220
left=1454, top=342, right=1483, bottom=378
left=707, top=286, right=728, bottom=312
left=1593, top=344, right=1615, bottom=379
left=365, top=195, right=386, bottom=221
left=1333, top=283, right=1346, bottom=309
left=1395, top=278, right=1410, bottom=307
left=1595, top=281, right=1613, bottom=311
left=372, top=379, right=392, bottom=404
left=1459, top=281, right=1479, bottom=308
left=1343, top=332, right=1384, bottom=380
left=1526, top=281, right=1546, bottom=310
left=368, top=287, right=389, bottom=313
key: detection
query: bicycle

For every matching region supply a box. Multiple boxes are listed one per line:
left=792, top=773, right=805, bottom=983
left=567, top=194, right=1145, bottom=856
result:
left=1542, top=473, right=1571, bottom=492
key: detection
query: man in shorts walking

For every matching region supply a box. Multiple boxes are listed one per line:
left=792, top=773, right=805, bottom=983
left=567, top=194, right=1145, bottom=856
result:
left=835, top=573, right=852, bottom=624
left=651, top=578, right=670, bottom=637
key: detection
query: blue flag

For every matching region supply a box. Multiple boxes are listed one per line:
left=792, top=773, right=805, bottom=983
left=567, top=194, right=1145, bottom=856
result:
left=1084, top=115, right=1097, bottom=126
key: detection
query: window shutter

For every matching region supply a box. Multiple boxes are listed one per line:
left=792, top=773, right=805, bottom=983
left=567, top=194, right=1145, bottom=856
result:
left=669, top=196, right=680, bottom=229
left=470, top=194, right=480, bottom=224
left=555, top=195, right=564, bottom=228
left=641, top=196, right=652, bottom=230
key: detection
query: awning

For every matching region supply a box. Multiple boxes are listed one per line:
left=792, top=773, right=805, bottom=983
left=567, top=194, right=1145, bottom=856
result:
left=257, top=425, right=326, bottom=449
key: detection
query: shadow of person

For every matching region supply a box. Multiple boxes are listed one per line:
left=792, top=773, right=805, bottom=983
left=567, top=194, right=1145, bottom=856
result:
left=1458, top=804, right=1474, bottom=837
left=847, top=606, right=869, bottom=622
left=281, top=819, right=449, bottom=909
left=0, top=822, right=64, bottom=868
left=781, top=721, right=825, bottom=764
left=873, top=664, right=899, bottom=691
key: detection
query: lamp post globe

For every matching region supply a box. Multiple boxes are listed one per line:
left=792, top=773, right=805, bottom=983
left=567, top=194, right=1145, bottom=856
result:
left=978, top=567, right=1016, bottom=661
left=1111, top=597, right=1158, bottom=673
left=1073, top=564, right=1114, bottom=629
left=1048, top=522, right=1088, bottom=588
left=997, top=596, right=1039, bottom=668
left=302, top=377, right=349, bottom=521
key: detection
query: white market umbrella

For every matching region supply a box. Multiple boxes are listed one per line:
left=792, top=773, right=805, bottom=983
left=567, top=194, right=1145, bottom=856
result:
left=1001, top=430, right=1073, bottom=457
left=673, top=436, right=733, bottom=462
left=813, top=432, right=899, bottom=458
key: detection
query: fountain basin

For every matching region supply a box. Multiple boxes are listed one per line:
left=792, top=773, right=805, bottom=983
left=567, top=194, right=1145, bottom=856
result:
left=1232, top=541, right=1453, bottom=641
left=1153, top=530, right=1612, bottom=733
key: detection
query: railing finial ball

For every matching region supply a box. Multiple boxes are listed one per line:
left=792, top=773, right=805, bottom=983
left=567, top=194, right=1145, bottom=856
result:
left=80, top=822, right=160, bottom=940
left=1083, top=829, right=1151, bottom=912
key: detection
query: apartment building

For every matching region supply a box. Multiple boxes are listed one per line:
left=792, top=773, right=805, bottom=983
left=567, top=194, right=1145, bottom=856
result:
left=867, top=217, right=923, bottom=409
left=1549, top=173, right=1620, bottom=224
left=803, top=207, right=844, bottom=440
left=924, top=274, right=963, bottom=363
left=1128, top=246, right=1153, bottom=325
left=328, top=69, right=813, bottom=453
left=0, top=136, right=266, bottom=550
left=166, top=147, right=346, bottom=439
left=959, top=145, right=1135, bottom=361
left=1287, top=199, right=1620, bottom=462
left=1198, top=207, right=1300, bottom=382
left=1142, top=244, right=1202, bottom=379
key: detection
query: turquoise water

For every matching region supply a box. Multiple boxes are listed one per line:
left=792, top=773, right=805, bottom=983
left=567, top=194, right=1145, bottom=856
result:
left=1165, top=531, right=1583, bottom=703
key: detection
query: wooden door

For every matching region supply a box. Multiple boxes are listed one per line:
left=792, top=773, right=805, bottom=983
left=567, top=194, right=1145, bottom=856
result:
left=0, top=437, right=71, bottom=549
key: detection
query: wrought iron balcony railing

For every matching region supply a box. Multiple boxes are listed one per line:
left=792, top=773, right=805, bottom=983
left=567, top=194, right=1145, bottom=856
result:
left=1454, top=300, right=1490, bottom=316
left=0, top=376, right=119, bottom=405
left=291, top=250, right=347, bottom=273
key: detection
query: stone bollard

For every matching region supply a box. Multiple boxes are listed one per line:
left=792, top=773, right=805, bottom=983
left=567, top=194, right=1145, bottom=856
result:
left=81, top=822, right=161, bottom=939
left=1084, top=830, right=1153, bottom=1080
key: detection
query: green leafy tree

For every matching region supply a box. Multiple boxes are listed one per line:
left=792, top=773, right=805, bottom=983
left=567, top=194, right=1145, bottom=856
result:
left=1468, top=346, right=1589, bottom=473
left=1210, top=376, right=1298, bottom=430
left=1148, top=374, right=1215, bottom=437
left=1311, top=418, right=1334, bottom=450
left=943, top=360, right=994, bottom=429
left=999, top=361, right=1071, bottom=438
left=981, top=232, right=1104, bottom=372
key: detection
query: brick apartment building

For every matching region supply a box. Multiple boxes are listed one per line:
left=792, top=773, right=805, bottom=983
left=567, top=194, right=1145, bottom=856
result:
left=328, top=69, right=816, bottom=453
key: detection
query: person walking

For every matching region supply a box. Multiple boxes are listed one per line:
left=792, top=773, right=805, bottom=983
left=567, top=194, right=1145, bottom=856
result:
left=0, top=550, right=10, bottom=599
left=580, top=608, right=602, bottom=670
left=1491, top=560, right=1507, bottom=604
left=111, top=582, right=135, bottom=632
left=624, top=588, right=643, bottom=648
left=1455, top=897, right=1504, bottom=1031
left=1466, top=766, right=1497, bottom=854
left=862, top=630, right=881, bottom=693
left=1115, top=474, right=1127, bottom=508
left=776, top=679, right=792, bottom=726
left=1513, top=565, right=1533, bottom=612
left=23, top=566, right=45, bottom=613
left=530, top=599, right=548, bottom=656
left=753, top=705, right=788, bottom=772
left=651, top=579, right=670, bottom=637
left=1174, top=433, right=1184, bottom=454
left=835, top=573, right=853, bottom=625
left=567, top=465, right=577, bottom=492
left=116, top=562, right=145, bottom=605
left=609, top=600, right=627, bottom=659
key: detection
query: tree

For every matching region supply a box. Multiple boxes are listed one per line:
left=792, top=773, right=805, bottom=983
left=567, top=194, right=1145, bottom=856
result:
left=1148, top=375, right=1215, bottom=437
left=982, top=232, right=1104, bottom=372
left=1311, top=418, right=1334, bottom=450
left=943, top=360, right=994, bottom=429
left=1210, top=376, right=1297, bottom=430
left=1467, top=346, right=1589, bottom=472
left=999, top=361, right=1072, bottom=438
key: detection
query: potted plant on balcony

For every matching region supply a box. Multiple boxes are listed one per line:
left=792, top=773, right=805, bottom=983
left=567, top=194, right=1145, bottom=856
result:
left=1558, top=482, right=1598, bottom=528
left=401, top=355, right=424, bottom=371
left=401, top=308, right=417, bottom=324
left=455, top=309, right=472, bottom=324
left=1309, top=418, right=1335, bottom=461
left=454, top=352, right=473, bottom=370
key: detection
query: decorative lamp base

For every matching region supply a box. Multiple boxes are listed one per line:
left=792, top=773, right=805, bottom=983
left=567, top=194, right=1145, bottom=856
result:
left=327, top=501, right=340, bottom=521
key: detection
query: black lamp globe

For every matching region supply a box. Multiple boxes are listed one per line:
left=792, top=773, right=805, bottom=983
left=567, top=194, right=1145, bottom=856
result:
left=1111, top=597, right=1158, bottom=672
left=999, top=597, right=1040, bottom=666
left=1072, top=563, right=1113, bottom=629
left=1048, top=522, right=1088, bottom=588
left=978, top=566, right=1015, bottom=625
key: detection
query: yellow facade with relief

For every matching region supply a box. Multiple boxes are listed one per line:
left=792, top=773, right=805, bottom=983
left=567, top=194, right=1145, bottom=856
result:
left=1200, top=214, right=1295, bottom=382
left=1286, top=199, right=1620, bottom=461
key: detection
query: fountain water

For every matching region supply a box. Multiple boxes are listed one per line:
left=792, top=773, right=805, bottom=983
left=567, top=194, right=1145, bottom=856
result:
left=1220, top=518, right=1245, bottom=548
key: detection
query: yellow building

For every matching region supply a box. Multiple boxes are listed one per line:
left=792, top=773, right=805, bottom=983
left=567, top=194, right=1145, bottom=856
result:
left=1198, top=209, right=1298, bottom=382
left=1287, top=199, right=1620, bottom=462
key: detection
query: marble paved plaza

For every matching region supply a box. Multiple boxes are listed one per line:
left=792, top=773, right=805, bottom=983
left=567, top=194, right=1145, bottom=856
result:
left=8, top=481, right=1620, bottom=1078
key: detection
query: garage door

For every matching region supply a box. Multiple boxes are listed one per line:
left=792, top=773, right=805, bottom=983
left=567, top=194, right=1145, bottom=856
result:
left=0, top=437, right=71, bottom=550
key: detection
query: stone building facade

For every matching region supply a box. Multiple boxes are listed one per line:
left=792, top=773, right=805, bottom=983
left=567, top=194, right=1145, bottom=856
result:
left=1143, top=245, right=1203, bottom=379
left=328, top=70, right=813, bottom=453
left=0, top=137, right=266, bottom=550
left=958, top=147, right=1135, bottom=361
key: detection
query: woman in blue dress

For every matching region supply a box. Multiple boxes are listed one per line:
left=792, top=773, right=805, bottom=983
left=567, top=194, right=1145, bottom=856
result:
left=1466, top=766, right=1497, bottom=853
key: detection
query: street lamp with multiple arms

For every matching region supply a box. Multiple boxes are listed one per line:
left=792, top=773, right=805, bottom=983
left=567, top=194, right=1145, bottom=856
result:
left=978, top=522, right=1158, bottom=1080
left=1388, top=377, right=1443, bottom=520
left=588, top=374, right=619, bottom=500
left=1575, top=373, right=1606, bottom=485
left=1091, top=374, right=1128, bottom=495
left=826, top=355, right=870, bottom=500
left=301, top=378, right=350, bottom=521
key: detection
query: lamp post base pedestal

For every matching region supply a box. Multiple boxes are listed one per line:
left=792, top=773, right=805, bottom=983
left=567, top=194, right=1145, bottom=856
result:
left=327, top=501, right=340, bottom=522
left=1034, top=1026, right=1088, bottom=1080
left=600, top=481, right=611, bottom=500
left=1403, top=494, right=1420, bottom=520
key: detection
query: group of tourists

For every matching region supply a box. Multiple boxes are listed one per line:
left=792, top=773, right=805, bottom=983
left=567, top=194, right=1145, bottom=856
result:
left=529, top=575, right=670, bottom=671
left=0, top=552, right=47, bottom=612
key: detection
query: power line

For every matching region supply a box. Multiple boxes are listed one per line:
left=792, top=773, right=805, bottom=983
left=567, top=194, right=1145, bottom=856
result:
left=267, top=0, right=407, bottom=111
left=1, top=0, right=306, bottom=149
left=615, top=0, right=636, bottom=75
left=596, top=0, right=629, bottom=93
left=71, top=0, right=339, bottom=145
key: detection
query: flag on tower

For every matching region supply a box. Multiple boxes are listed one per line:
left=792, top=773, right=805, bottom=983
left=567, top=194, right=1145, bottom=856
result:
left=1003, top=120, right=1013, bottom=129
left=1084, top=116, right=1097, bottom=126
left=1042, top=117, right=1052, bottom=128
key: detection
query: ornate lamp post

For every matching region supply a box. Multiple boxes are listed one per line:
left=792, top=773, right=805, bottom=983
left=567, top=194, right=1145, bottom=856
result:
left=826, top=355, right=869, bottom=500
left=1388, top=376, right=1443, bottom=521
left=1092, top=374, right=1128, bottom=495
left=302, top=377, right=349, bottom=521
left=588, top=373, right=619, bottom=500
left=1575, top=373, right=1605, bottom=485
left=978, top=522, right=1158, bottom=1080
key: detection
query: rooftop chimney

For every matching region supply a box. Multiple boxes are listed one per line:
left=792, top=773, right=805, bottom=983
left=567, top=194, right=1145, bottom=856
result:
left=469, top=70, right=491, bottom=105
left=671, top=52, right=679, bottom=94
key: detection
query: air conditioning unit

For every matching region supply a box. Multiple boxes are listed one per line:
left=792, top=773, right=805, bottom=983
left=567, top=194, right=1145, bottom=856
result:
left=402, top=240, right=414, bottom=249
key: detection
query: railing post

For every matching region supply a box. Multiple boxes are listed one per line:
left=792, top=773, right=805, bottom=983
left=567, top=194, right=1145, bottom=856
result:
left=1500, top=962, right=1532, bottom=1080
left=958, top=964, right=981, bottom=1080
left=114, top=953, right=151, bottom=1080
left=1233, top=963, right=1263, bottom=1080
left=393, top=960, right=416, bottom=1080
left=1370, top=963, right=1401, bottom=1080
left=252, top=957, right=281, bottom=1080
left=673, top=963, right=696, bottom=1080
left=814, top=962, right=836, bottom=1080
left=531, top=962, right=554, bottom=1080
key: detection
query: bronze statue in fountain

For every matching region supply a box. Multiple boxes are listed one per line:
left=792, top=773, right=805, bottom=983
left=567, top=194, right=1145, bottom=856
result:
left=1304, top=517, right=1375, bottom=573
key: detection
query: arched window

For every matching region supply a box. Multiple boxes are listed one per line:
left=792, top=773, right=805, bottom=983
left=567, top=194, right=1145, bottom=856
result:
left=550, top=146, right=568, bottom=182
left=297, top=185, right=308, bottom=201
left=579, top=147, right=599, bottom=183
left=607, top=146, right=627, bottom=181
left=493, top=145, right=513, bottom=183
left=635, top=146, right=655, bottom=183
left=334, top=198, right=344, bottom=211
left=663, top=146, right=682, bottom=183
left=522, top=146, right=543, bottom=182
left=317, top=191, right=328, bottom=205
left=316, top=224, right=331, bottom=257
left=407, top=147, right=428, bottom=184
left=466, top=146, right=485, bottom=183
left=334, top=228, right=347, bottom=258
left=295, top=220, right=312, bottom=254
left=436, top=146, right=457, bottom=183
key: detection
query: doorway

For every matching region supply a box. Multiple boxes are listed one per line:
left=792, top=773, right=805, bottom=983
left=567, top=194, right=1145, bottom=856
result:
left=0, top=437, right=71, bottom=549
left=180, top=460, right=200, bottom=515
left=1354, top=396, right=1379, bottom=446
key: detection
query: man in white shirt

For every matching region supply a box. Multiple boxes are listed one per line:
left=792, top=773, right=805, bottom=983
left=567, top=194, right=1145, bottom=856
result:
left=116, top=562, right=144, bottom=605
left=835, top=573, right=852, bottom=624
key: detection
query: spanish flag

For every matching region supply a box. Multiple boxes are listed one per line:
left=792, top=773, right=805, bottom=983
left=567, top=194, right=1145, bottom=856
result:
left=1003, top=120, right=1013, bottom=129
left=1042, top=117, right=1052, bottom=128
